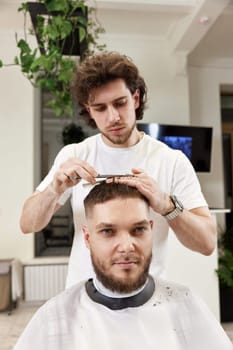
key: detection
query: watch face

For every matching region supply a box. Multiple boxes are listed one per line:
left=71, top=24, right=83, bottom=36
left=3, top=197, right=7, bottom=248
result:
left=164, top=195, right=184, bottom=220
left=171, top=195, right=184, bottom=211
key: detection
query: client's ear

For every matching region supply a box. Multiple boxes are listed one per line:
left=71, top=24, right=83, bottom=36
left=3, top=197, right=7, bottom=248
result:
left=82, top=225, right=90, bottom=249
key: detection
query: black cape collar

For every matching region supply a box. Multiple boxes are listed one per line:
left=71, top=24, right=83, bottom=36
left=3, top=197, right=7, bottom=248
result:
left=85, top=275, right=155, bottom=310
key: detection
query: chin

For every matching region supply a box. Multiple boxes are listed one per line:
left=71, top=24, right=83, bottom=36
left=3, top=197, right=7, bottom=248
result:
left=115, top=271, right=140, bottom=284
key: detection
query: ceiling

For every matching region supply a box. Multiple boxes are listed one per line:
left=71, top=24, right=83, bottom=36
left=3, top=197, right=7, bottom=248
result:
left=1, top=0, right=233, bottom=64
left=96, top=0, right=233, bottom=65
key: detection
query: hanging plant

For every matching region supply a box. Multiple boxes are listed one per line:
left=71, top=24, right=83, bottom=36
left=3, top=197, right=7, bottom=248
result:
left=216, top=224, right=233, bottom=289
left=216, top=224, right=233, bottom=321
left=0, top=0, right=105, bottom=117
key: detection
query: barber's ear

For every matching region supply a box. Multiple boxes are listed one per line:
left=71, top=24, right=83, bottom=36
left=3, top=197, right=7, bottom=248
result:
left=84, top=104, right=94, bottom=120
left=84, top=104, right=91, bottom=114
left=133, top=89, right=140, bottom=109
left=82, top=225, right=90, bottom=249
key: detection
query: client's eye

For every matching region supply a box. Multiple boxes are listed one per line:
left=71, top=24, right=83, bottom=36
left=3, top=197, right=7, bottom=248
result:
left=133, top=226, right=147, bottom=235
left=101, top=228, right=113, bottom=235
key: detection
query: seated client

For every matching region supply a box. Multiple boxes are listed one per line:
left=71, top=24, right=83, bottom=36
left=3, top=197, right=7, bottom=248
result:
left=14, top=182, right=233, bottom=350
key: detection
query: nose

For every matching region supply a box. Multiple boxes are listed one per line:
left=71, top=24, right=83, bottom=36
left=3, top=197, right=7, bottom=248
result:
left=117, top=233, right=135, bottom=253
left=108, top=105, right=120, bottom=123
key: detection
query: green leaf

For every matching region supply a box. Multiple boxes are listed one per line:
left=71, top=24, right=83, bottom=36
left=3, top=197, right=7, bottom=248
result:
left=79, top=27, right=86, bottom=42
left=14, top=56, right=19, bottom=65
left=17, top=42, right=38, bottom=74
left=36, top=75, right=57, bottom=90
left=30, top=57, right=44, bottom=73
left=32, top=55, right=56, bottom=72
left=60, top=58, right=76, bottom=70
left=45, top=0, right=68, bottom=13
left=18, top=3, right=28, bottom=12
left=216, top=249, right=233, bottom=289
left=0, top=59, right=3, bottom=68
left=46, top=88, right=73, bottom=117
left=65, top=103, right=73, bottom=117
left=35, top=15, right=45, bottom=35
left=77, top=16, right=87, bottom=27
left=60, top=21, right=73, bottom=38
left=78, top=3, right=86, bottom=15
left=46, top=98, right=63, bottom=117
left=17, top=39, right=31, bottom=54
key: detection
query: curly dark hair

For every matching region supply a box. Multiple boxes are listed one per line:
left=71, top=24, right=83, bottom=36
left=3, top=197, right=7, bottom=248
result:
left=71, top=51, right=147, bottom=128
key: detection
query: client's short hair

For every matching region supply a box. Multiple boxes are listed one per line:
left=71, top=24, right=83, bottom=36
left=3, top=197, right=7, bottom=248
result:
left=84, top=182, right=149, bottom=217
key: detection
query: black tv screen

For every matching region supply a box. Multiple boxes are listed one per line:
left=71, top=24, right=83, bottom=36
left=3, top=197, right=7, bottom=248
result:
left=137, top=123, right=213, bottom=172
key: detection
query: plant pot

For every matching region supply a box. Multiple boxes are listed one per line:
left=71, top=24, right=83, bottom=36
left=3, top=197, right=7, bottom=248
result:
left=62, top=123, right=86, bottom=145
left=220, top=285, right=233, bottom=322
left=27, top=2, right=87, bottom=56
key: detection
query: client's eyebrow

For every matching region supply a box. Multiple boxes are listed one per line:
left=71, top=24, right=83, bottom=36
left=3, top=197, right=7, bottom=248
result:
left=95, top=220, right=150, bottom=230
left=96, top=223, right=114, bottom=229
left=132, top=220, right=150, bottom=227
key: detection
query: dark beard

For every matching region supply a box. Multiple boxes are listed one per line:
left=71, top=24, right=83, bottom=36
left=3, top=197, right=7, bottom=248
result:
left=102, top=121, right=136, bottom=145
left=91, top=253, right=152, bottom=293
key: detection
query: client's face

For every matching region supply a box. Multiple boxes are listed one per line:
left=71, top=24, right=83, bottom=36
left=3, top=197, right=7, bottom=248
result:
left=83, top=197, right=153, bottom=293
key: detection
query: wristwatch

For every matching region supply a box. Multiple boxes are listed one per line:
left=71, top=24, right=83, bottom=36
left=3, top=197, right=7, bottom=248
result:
left=163, top=195, right=184, bottom=221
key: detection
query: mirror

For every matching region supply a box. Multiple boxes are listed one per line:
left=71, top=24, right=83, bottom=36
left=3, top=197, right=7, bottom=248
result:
left=35, top=90, right=97, bottom=257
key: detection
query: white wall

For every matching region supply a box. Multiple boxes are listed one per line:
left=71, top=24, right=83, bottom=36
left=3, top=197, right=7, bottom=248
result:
left=0, top=31, right=35, bottom=261
left=103, top=36, right=190, bottom=125
left=189, top=63, right=233, bottom=209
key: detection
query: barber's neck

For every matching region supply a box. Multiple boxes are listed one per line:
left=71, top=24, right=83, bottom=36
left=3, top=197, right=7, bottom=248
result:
left=93, top=276, right=148, bottom=299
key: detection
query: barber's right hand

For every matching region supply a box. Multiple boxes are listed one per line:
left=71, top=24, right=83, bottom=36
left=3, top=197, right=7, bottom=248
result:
left=50, top=158, right=98, bottom=195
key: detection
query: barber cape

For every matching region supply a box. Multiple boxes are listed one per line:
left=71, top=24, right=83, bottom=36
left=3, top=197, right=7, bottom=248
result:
left=14, top=277, right=233, bottom=350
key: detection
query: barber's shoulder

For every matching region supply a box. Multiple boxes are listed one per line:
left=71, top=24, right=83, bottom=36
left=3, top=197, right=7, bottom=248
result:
left=144, top=135, right=181, bottom=157
left=54, top=135, right=91, bottom=160
left=65, top=133, right=99, bottom=157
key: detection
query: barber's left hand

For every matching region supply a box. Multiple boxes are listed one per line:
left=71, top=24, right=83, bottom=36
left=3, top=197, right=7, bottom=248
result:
left=107, top=168, right=172, bottom=216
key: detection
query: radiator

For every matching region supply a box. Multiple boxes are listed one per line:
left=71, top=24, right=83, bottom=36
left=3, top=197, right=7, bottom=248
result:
left=24, top=258, right=68, bottom=301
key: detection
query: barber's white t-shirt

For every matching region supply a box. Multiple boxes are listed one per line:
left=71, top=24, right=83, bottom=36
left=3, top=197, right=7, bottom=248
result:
left=37, top=133, right=207, bottom=288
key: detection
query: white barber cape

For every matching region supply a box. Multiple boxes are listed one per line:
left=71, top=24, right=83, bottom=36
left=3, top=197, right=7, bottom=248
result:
left=14, top=277, right=233, bottom=350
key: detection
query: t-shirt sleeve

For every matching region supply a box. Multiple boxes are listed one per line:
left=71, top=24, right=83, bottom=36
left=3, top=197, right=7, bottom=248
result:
left=36, top=145, right=74, bottom=205
left=171, top=151, right=208, bottom=210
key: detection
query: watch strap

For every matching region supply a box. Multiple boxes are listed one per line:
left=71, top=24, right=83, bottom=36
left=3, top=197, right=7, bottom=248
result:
left=163, top=195, right=184, bottom=221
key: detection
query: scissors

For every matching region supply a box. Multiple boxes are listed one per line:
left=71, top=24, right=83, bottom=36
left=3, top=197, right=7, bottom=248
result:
left=65, top=173, right=135, bottom=181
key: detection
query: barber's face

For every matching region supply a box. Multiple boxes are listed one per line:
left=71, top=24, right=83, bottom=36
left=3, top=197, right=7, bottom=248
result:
left=83, top=197, right=153, bottom=293
left=85, top=79, right=140, bottom=148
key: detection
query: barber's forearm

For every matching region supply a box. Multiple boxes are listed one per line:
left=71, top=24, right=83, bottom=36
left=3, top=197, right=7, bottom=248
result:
left=20, top=186, right=61, bottom=233
left=168, top=208, right=217, bottom=256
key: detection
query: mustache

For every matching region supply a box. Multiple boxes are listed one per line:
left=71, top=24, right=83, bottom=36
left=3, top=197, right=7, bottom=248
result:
left=112, top=254, right=140, bottom=263
left=108, top=122, right=124, bottom=128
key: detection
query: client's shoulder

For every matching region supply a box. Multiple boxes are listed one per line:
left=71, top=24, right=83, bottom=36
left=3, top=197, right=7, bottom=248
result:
left=153, top=277, right=193, bottom=302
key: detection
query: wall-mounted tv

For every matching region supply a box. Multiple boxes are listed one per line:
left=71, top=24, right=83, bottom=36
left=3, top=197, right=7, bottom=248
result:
left=137, top=123, right=213, bottom=172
